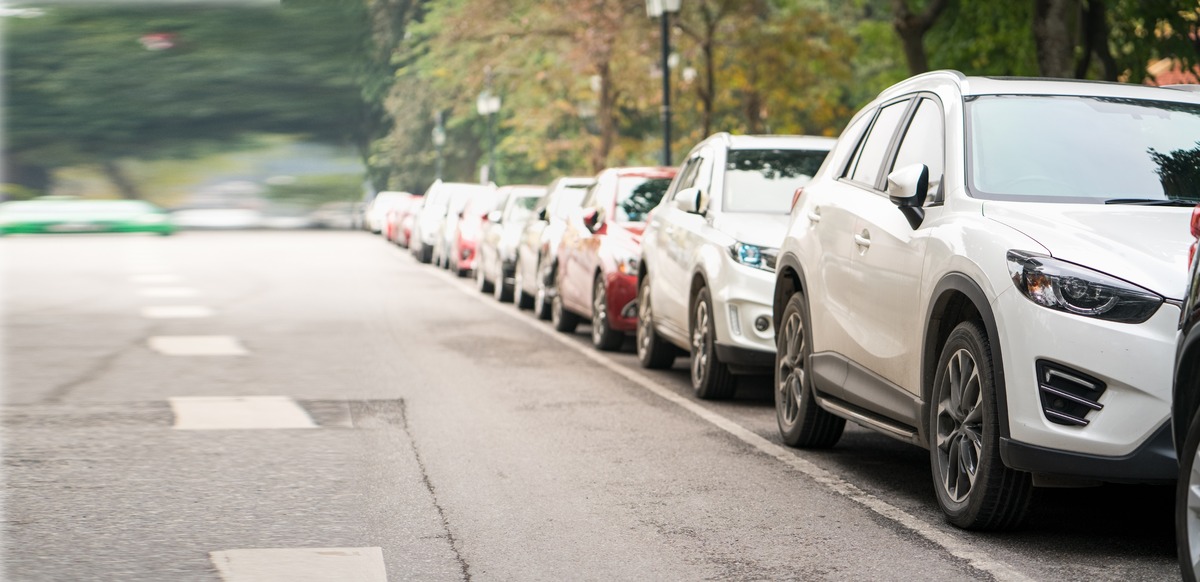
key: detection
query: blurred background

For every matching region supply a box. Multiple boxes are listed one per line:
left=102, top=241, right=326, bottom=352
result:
left=3, top=0, right=1199, bottom=218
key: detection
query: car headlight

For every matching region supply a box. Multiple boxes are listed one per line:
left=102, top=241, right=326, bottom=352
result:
left=1006, top=250, right=1162, bottom=323
left=730, top=242, right=778, bottom=272
left=615, top=255, right=639, bottom=275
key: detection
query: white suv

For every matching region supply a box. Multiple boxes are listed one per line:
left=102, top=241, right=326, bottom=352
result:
left=774, top=71, right=1200, bottom=530
left=638, top=134, right=834, bottom=398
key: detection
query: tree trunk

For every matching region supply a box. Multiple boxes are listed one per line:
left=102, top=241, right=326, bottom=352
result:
left=1034, top=0, right=1076, bottom=78
left=892, top=0, right=949, bottom=75
left=1074, top=0, right=1117, bottom=80
left=101, top=160, right=142, bottom=200
left=593, top=63, right=615, bottom=173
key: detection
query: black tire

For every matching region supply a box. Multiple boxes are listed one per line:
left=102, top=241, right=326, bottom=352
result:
left=534, top=256, right=555, bottom=321
left=591, top=275, right=623, bottom=351
left=775, top=291, right=844, bottom=448
left=494, top=267, right=513, bottom=303
left=417, top=243, right=433, bottom=264
left=690, top=287, right=737, bottom=400
left=551, top=281, right=581, bottom=333
left=475, top=261, right=494, bottom=294
left=929, top=320, right=1032, bottom=531
left=1179, top=405, right=1200, bottom=582
left=514, top=258, right=535, bottom=310
left=636, top=275, right=677, bottom=369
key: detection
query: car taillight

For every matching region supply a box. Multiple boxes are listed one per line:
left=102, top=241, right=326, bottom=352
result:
left=791, top=187, right=805, bottom=212
left=1191, top=205, right=1200, bottom=268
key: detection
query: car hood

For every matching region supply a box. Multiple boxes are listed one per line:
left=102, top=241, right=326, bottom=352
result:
left=983, top=202, right=1192, bottom=300
left=713, top=212, right=790, bottom=248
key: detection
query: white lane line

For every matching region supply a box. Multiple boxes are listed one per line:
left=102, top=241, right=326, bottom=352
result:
left=139, top=286, right=199, bottom=298
left=170, top=396, right=317, bottom=430
left=435, top=268, right=1034, bottom=582
left=149, top=335, right=247, bottom=356
left=140, top=305, right=215, bottom=319
left=130, top=274, right=182, bottom=284
left=209, top=547, right=386, bottom=581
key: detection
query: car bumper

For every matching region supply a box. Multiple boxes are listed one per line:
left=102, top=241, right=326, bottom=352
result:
left=993, top=287, right=1178, bottom=477
left=710, top=261, right=777, bottom=368
left=605, top=272, right=639, bottom=332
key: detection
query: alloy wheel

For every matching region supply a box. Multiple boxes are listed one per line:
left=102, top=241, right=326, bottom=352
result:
left=636, top=284, right=652, bottom=360
left=935, top=348, right=984, bottom=504
left=1188, top=445, right=1200, bottom=576
left=777, top=310, right=805, bottom=428
left=691, top=300, right=711, bottom=384
left=592, top=279, right=607, bottom=344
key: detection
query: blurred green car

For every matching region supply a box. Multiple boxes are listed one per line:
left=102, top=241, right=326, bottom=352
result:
left=0, top=198, right=174, bottom=236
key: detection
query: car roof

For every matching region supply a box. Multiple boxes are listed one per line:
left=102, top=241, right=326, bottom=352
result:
left=605, top=166, right=677, bottom=178
left=878, top=69, right=1200, bottom=104
left=719, top=134, right=837, bottom=151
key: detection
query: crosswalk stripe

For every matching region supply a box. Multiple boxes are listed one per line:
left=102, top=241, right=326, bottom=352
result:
left=170, top=396, right=317, bottom=430
left=139, top=286, right=199, bottom=298
left=141, top=305, right=214, bottom=319
left=209, top=547, right=387, bottom=582
left=148, top=335, right=246, bottom=356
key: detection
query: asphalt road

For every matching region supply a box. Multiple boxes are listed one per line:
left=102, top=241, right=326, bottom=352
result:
left=2, top=231, right=1180, bottom=581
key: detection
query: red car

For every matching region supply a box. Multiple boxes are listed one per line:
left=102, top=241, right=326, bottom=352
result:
left=383, top=193, right=421, bottom=247
left=552, top=166, right=677, bottom=350
left=450, top=188, right=506, bottom=276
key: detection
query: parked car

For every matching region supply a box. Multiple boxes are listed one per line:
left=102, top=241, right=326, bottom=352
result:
left=773, top=71, right=1198, bottom=530
left=410, top=181, right=493, bottom=264
left=1177, top=205, right=1200, bottom=582
left=0, top=197, right=174, bottom=236
left=476, top=185, right=547, bottom=301
left=514, top=176, right=594, bottom=319
left=638, top=133, right=834, bottom=398
left=310, top=201, right=363, bottom=230
left=450, top=188, right=507, bottom=276
left=364, top=191, right=412, bottom=234
left=383, top=193, right=421, bottom=245
left=434, top=182, right=496, bottom=270
left=553, top=167, right=677, bottom=350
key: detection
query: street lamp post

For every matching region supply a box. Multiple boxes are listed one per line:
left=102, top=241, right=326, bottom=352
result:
left=431, top=111, right=446, bottom=182
left=476, top=68, right=502, bottom=184
left=646, top=0, right=681, bottom=167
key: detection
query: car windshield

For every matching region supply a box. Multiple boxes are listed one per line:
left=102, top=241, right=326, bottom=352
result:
left=967, top=95, right=1200, bottom=203
left=508, top=192, right=542, bottom=224
left=615, top=177, right=672, bottom=222
left=723, top=149, right=828, bottom=213
left=548, top=186, right=588, bottom=221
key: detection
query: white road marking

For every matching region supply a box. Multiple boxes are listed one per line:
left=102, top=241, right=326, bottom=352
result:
left=130, top=274, right=182, bottom=284
left=436, top=267, right=1034, bottom=582
left=140, top=305, right=215, bottom=319
left=209, top=547, right=386, bottom=581
left=170, top=396, right=317, bottom=430
left=139, top=286, right=199, bottom=298
left=149, top=335, right=247, bottom=356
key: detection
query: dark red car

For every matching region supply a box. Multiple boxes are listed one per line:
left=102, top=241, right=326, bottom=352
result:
left=552, top=166, right=676, bottom=350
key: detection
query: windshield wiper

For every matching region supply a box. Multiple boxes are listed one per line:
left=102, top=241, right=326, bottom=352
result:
left=1104, top=198, right=1197, bottom=207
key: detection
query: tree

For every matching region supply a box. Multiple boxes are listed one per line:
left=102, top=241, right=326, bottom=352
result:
left=5, top=3, right=372, bottom=197
left=891, top=0, right=949, bottom=75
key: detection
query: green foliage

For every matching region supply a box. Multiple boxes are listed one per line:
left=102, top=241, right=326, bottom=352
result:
left=5, top=3, right=372, bottom=190
left=263, top=174, right=366, bottom=205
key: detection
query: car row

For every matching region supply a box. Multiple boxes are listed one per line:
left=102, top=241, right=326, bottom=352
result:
left=371, top=71, right=1200, bottom=568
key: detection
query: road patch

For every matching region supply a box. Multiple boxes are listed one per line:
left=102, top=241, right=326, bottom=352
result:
left=148, top=335, right=246, bottom=356
left=169, top=396, right=317, bottom=430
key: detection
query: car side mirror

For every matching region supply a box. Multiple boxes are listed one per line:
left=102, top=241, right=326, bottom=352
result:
left=536, top=207, right=548, bottom=221
left=582, top=208, right=601, bottom=232
left=672, top=187, right=703, bottom=214
left=887, top=163, right=929, bottom=229
left=486, top=210, right=503, bottom=224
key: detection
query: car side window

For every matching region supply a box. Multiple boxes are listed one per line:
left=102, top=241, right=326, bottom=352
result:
left=891, top=97, right=945, bottom=202
left=672, top=156, right=702, bottom=196
left=848, top=100, right=910, bottom=189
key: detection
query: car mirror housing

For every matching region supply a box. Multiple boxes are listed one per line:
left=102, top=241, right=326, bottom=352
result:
left=672, top=187, right=703, bottom=214
left=486, top=210, right=503, bottom=224
left=887, top=163, right=929, bottom=229
left=582, top=208, right=603, bottom=233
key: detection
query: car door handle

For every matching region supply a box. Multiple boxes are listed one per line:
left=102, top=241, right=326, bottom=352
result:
left=807, top=207, right=821, bottom=223
left=854, top=230, right=871, bottom=249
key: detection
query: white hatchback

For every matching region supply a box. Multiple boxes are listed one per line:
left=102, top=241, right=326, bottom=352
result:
left=773, top=71, right=1200, bottom=530
left=638, top=134, right=834, bottom=398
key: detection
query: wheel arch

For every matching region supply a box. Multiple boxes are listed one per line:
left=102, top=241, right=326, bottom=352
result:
left=1173, top=327, right=1200, bottom=455
left=922, top=273, right=1009, bottom=441
left=773, top=253, right=806, bottom=333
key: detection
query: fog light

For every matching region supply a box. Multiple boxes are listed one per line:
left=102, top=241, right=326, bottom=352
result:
left=621, top=300, right=638, bottom=318
left=728, top=306, right=742, bottom=336
left=754, top=316, right=770, bottom=332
